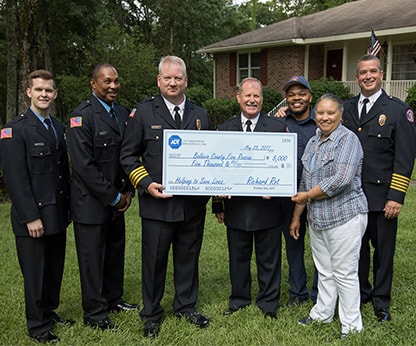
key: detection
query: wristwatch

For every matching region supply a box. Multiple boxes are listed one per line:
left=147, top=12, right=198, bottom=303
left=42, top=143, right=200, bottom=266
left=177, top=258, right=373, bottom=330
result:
left=306, top=192, right=312, bottom=203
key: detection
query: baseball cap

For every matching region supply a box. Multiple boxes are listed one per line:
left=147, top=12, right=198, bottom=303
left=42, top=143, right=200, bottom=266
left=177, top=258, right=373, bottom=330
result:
left=283, top=76, right=311, bottom=93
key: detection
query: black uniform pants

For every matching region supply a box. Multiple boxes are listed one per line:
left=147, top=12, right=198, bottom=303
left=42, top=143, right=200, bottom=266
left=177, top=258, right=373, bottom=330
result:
left=15, top=232, right=66, bottom=337
left=359, top=211, right=397, bottom=309
left=139, top=210, right=206, bottom=321
left=74, top=214, right=126, bottom=321
left=227, top=224, right=282, bottom=314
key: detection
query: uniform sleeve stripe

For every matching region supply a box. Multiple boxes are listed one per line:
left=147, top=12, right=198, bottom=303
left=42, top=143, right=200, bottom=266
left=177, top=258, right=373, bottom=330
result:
left=390, top=173, right=411, bottom=193
left=129, top=166, right=149, bottom=188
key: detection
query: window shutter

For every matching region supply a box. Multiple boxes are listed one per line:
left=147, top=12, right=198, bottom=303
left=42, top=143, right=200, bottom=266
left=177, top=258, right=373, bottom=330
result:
left=260, top=49, right=268, bottom=85
left=229, top=53, right=237, bottom=86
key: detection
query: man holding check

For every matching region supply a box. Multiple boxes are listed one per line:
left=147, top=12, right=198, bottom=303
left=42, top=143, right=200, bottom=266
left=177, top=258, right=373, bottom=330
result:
left=212, top=77, right=287, bottom=318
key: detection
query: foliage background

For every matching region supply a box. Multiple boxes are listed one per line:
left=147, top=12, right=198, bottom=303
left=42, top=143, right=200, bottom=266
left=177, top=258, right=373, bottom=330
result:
left=0, top=0, right=353, bottom=125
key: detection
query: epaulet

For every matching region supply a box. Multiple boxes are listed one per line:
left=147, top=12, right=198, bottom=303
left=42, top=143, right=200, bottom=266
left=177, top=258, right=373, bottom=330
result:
left=267, top=114, right=284, bottom=123
left=138, top=96, right=155, bottom=105
left=8, top=113, right=26, bottom=125
left=388, top=95, right=414, bottom=123
left=79, top=99, right=93, bottom=110
left=221, top=115, right=238, bottom=124
left=388, top=95, right=408, bottom=107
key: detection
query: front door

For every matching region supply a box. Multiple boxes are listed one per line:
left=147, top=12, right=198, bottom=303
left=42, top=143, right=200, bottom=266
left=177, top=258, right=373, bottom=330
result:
left=326, top=49, right=343, bottom=80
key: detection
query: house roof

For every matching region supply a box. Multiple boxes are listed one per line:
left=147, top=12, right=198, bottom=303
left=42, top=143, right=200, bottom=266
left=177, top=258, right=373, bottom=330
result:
left=199, top=0, right=416, bottom=53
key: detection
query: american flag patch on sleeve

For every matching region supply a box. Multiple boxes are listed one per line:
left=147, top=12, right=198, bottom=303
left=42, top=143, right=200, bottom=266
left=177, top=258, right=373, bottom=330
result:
left=1, top=127, right=12, bottom=139
left=70, top=116, right=82, bottom=128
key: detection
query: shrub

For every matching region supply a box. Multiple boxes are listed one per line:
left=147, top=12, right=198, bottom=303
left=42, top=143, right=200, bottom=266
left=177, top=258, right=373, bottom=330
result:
left=203, top=97, right=239, bottom=129
left=405, top=82, right=416, bottom=110
left=262, top=87, right=284, bottom=114
left=186, top=85, right=212, bottom=106
left=309, top=77, right=353, bottom=106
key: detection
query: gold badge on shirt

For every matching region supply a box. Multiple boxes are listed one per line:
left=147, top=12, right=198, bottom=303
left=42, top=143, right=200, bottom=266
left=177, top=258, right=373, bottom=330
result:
left=378, top=114, right=387, bottom=126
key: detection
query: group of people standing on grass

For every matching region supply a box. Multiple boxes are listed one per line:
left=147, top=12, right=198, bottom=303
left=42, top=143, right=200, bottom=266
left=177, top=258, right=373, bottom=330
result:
left=1, top=53, right=415, bottom=343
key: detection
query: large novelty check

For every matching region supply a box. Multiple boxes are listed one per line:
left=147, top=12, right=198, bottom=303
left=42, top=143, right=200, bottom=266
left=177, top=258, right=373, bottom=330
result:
left=162, top=130, right=297, bottom=196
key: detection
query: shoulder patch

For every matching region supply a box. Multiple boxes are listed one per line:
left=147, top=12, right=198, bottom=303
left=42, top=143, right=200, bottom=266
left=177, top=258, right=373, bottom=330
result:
left=1, top=127, right=12, bottom=139
left=406, top=109, right=414, bottom=123
left=70, top=116, right=83, bottom=128
left=129, top=108, right=137, bottom=118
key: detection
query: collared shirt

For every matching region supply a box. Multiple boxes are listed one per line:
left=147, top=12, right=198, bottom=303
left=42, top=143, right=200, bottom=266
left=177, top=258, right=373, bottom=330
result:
left=162, top=96, right=186, bottom=121
left=30, top=107, right=57, bottom=136
left=299, top=124, right=368, bottom=230
left=241, top=113, right=260, bottom=132
left=284, top=108, right=317, bottom=183
left=358, top=88, right=382, bottom=115
left=93, top=93, right=114, bottom=114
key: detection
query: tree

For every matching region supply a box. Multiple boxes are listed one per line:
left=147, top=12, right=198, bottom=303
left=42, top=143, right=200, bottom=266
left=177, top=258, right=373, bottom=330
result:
left=3, top=0, right=17, bottom=124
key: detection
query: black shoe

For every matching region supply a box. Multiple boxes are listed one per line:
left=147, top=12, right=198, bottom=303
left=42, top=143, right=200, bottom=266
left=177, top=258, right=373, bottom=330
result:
left=287, top=296, right=308, bottom=307
left=223, top=306, right=248, bottom=316
left=109, top=301, right=139, bottom=312
left=176, top=311, right=210, bottom=328
left=375, top=308, right=391, bottom=322
left=264, top=311, right=277, bottom=319
left=144, top=320, right=160, bottom=338
left=84, top=317, right=116, bottom=330
left=51, top=311, right=75, bottom=326
left=30, top=330, right=59, bottom=343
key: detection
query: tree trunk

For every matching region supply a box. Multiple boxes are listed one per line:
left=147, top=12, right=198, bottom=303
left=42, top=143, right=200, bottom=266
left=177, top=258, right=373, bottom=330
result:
left=5, top=0, right=19, bottom=123
left=19, top=0, right=40, bottom=113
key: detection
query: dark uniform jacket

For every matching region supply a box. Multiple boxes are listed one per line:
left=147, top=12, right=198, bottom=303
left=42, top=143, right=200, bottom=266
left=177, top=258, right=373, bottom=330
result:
left=0, top=110, right=70, bottom=236
left=212, top=113, right=286, bottom=231
left=67, top=95, right=133, bottom=224
left=120, top=94, right=211, bottom=222
left=343, top=90, right=416, bottom=211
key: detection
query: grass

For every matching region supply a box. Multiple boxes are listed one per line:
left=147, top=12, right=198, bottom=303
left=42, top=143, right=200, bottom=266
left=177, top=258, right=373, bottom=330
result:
left=1, top=187, right=416, bottom=346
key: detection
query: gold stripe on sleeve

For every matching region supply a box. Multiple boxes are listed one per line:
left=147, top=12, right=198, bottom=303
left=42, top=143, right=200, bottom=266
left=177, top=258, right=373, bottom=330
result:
left=129, top=166, right=149, bottom=189
left=390, top=173, right=410, bottom=193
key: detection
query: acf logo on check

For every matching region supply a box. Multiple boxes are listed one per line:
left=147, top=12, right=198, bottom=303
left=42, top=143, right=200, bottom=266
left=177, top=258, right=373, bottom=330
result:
left=168, top=135, right=182, bottom=149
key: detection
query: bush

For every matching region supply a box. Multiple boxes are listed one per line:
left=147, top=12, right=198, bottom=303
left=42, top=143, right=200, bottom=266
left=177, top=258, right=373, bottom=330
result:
left=309, top=77, right=353, bottom=106
left=405, top=82, right=416, bottom=110
left=262, top=87, right=284, bottom=114
left=186, top=85, right=212, bottom=106
left=203, top=97, right=239, bottom=129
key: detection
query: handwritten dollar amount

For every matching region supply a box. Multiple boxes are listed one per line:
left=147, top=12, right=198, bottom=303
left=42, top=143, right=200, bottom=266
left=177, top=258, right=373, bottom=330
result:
left=271, top=155, right=288, bottom=162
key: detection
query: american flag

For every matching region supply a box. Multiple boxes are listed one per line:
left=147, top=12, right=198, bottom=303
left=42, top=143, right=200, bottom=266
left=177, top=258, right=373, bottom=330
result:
left=1, top=127, right=12, bottom=139
left=367, top=30, right=381, bottom=56
left=70, top=116, right=82, bottom=128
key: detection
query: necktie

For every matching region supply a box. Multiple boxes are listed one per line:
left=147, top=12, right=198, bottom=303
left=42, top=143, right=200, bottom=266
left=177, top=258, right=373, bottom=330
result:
left=360, top=98, right=369, bottom=119
left=174, top=106, right=181, bottom=128
left=245, top=119, right=252, bottom=132
left=44, top=118, right=56, bottom=144
left=110, top=108, right=120, bottom=131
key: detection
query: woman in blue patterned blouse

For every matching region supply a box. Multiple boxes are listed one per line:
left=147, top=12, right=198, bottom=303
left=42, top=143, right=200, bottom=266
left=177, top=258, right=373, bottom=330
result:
left=290, top=94, right=368, bottom=338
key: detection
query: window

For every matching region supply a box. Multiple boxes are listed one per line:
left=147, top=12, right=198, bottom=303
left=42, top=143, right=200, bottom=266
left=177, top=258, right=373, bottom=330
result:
left=392, top=44, right=416, bottom=80
left=238, top=52, right=261, bottom=82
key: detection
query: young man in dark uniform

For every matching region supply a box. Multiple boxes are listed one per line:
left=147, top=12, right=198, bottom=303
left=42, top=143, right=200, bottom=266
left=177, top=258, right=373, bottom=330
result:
left=0, top=70, right=72, bottom=343
left=67, top=63, right=137, bottom=330
left=343, top=54, right=416, bottom=322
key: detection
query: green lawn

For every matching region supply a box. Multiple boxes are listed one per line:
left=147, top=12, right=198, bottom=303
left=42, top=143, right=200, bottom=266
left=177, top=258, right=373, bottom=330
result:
left=1, top=188, right=416, bottom=345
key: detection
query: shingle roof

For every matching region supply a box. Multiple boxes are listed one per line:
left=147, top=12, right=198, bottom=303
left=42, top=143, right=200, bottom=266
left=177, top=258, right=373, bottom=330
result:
left=199, top=0, right=416, bottom=52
